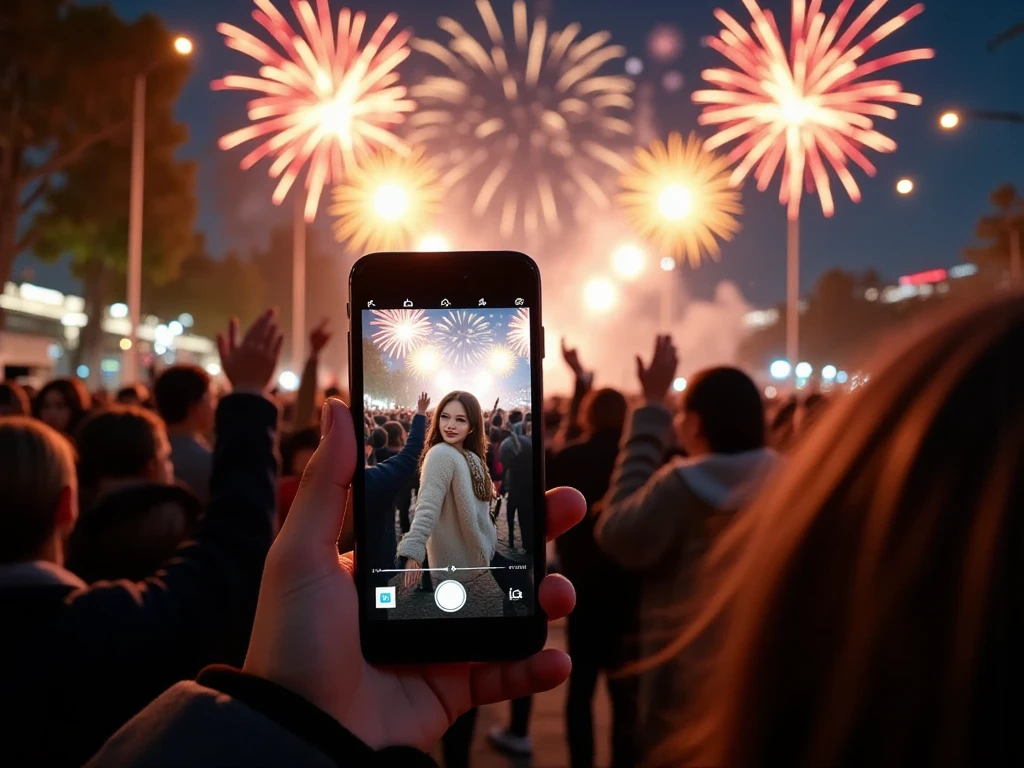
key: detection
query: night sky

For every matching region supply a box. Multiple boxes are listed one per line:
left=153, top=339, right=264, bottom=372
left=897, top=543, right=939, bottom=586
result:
left=20, top=0, right=1024, bottom=308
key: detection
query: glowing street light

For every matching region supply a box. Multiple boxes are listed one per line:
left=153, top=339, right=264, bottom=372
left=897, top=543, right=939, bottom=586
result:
left=173, top=36, right=195, bottom=56
left=939, top=111, right=960, bottom=130
left=896, top=178, right=915, bottom=195
left=795, top=361, right=813, bottom=378
left=583, top=277, right=617, bottom=313
left=821, top=364, right=838, bottom=380
left=770, top=359, right=792, bottom=380
left=417, top=234, right=451, bottom=252
left=612, top=244, right=646, bottom=280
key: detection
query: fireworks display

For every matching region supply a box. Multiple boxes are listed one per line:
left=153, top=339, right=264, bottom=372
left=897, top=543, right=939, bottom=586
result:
left=407, top=345, right=442, bottom=379
left=434, top=311, right=494, bottom=367
left=329, top=147, right=443, bottom=252
left=408, top=0, right=635, bottom=239
left=507, top=308, right=530, bottom=357
left=619, top=132, right=743, bottom=266
left=487, top=345, right=518, bottom=377
left=370, top=309, right=431, bottom=358
left=213, top=0, right=415, bottom=221
left=692, top=0, right=934, bottom=219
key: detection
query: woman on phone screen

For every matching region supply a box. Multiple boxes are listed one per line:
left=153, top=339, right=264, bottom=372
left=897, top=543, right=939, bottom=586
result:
left=398, top=391, right=498, bottom=590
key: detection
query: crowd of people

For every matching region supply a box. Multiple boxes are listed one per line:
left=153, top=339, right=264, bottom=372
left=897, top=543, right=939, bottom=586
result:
left=0, top=291, right=1020, bottom=767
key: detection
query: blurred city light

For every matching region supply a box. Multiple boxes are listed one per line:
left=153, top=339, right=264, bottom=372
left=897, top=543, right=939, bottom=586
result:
left=821, top=364, right=838, bottom=380
left=110, top=302, right=128, bottom=319
left=836, top=370, right=849, bottom=384
left=583, top=277, right=618, bottom=312
left=612, top=244, right=646, bottom=280
left=278, top=370, right=300, bottom=391
left=769, top=359, right=792, bottom=379
left=119, top=338, right=132, bottom=351
left=417, top=234, right=450, bottom=252
left=625, top=56, right=644, bottom=76
left=660, top=256, right=676, bottom=272
left=795, top=361, right=813, bottom=378
left=896, top=178, right=914, bottom=195
left=173, top=36, right=194, bottom=56
left=179, top=313, right=194, bottom=328
left=372, top=183, right=410, bottom=222
left=205, top=363, right=223, bottom=376
left=764, top=385, right=778, bottom=399
left=76, top=365, right=90, bottom=379
left=672, top=377, right=688, bottom=392
left=168, top=320, right=184, bottom=336
left=658, top=184, right=693, bottom=220
left=939, top=111, right=959, bottom=130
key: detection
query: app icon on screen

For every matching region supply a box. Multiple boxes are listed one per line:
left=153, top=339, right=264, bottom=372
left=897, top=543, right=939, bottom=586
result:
left=376, top=586, right=397, bottom=608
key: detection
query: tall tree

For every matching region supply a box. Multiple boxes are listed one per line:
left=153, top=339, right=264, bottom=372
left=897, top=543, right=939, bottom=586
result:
left=2, top=1, right=176, bottom=324
left=967, top=184, right=1024, bottom=279
left=31, top=12, right=195, bottom=377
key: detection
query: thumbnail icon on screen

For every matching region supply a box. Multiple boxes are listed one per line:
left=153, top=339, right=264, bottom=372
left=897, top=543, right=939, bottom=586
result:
left=376, top=586, right=397, bottom=608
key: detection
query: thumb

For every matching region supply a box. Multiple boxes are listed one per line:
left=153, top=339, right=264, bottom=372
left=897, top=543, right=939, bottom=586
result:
left=279, top=398, right=356, bottom=551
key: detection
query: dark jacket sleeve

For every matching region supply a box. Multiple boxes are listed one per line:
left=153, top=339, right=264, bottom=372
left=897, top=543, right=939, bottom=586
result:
left=85, top=668, right=437, bottom=768
left=67, top=394, right=278, bottom=699
left=366, top=413, right=425, bottom=501
left=594, top=405, right=692, bottom=571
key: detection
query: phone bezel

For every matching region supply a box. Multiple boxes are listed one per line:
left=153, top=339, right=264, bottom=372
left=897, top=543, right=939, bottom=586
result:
left=349, top=250, right=547, bottom=664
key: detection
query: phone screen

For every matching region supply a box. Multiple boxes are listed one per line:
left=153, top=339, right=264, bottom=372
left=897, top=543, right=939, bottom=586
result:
left=356, top=290, right=540, bottom=624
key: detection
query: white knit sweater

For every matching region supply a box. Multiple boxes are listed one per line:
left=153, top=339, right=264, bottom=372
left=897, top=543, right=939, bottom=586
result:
left=397, top=443, right=497, bottom=583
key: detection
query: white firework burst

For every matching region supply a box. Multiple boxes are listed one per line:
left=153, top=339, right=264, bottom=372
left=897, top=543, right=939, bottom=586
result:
left=434, top=311, right=494, bottom=367
left=370, top=309, right=431, bottom=358
left=507, top=308, right=530, bottom=357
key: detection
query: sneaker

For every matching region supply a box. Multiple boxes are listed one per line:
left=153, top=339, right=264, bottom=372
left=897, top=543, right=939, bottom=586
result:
left=487, top=727, right=533, bottom=757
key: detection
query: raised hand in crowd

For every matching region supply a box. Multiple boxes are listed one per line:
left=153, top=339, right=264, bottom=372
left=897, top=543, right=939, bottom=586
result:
left=636, top=334, right=678, bottom=404
left=417, top=391, right=431, bottom=416
left=309, top=318, right=333, bottom=358
left=89, top=398, right=587, bottom=766
left=561, top=338, right=587, bottom=379
left=217, top=309, right=284, bottom=393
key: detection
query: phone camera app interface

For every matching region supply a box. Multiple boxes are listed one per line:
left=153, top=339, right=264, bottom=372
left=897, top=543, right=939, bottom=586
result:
left=362, top=302, right=535, bottom=620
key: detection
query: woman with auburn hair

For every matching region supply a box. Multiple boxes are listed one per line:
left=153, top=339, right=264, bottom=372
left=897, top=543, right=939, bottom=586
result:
left=398, top=391, right=497, bottom=589
left=661, top=294, right=1024, bottom=768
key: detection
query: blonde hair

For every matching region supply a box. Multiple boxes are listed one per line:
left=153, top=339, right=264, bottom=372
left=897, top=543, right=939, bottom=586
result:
left=0, top=417, right=77, bottom=563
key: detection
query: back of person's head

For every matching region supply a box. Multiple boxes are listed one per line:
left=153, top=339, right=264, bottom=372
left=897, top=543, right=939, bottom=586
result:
left=383, top=421, right=406, bottom=448
left=33, top=378, right=91, bottom=435
left=154, top=365, right=212, bottom=428
left=674, top=295, right=1024, bottom=768
left=0, top=382, right=30, bottom=417
left=370, top=427, right=388, bottom=449
left=282, top=426, right=321, bottom=477
left=681, top=367, right=765, bottom=454
left=508, top=410, right=524, bottom=425
left=582, top=388, right=627, bottom=436
left=116, top=383, right=151, bottom=407
left=491, top=412, right=504, bottom=428
left=0, top=418, right=77, bottom=563
left=488, top=427, right=502, bottom=444
left=76, top=406, right=171, bottom=494
left=373, top=414, right=387, bottom=426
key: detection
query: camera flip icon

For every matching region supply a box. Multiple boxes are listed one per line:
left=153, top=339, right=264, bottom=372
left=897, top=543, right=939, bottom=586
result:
left=509, top=588, right=523, bottom=601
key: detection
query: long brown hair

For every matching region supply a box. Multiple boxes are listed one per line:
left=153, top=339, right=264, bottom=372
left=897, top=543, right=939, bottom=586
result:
left=665, top=294, right=1024, bottom=767
left=422, top=391, right=488, bottom=467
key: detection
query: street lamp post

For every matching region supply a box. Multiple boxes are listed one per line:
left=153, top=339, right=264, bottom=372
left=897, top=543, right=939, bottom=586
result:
left=124, top=35, right=193, bottom=386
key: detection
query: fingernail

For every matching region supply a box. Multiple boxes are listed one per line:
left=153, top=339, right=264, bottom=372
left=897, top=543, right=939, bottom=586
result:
left=321, top=401, right=334, bottom=437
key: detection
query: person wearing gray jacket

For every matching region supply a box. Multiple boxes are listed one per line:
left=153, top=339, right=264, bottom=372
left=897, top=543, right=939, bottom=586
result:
left=595, top=336, right=781, bottom=764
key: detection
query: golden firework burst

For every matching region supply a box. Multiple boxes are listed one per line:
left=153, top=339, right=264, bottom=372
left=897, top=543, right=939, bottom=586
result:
left=618, top=132, right=743, bottom=267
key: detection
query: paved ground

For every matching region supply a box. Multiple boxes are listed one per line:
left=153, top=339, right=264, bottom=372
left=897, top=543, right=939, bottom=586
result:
left=432, top=619, right=614, bottom=768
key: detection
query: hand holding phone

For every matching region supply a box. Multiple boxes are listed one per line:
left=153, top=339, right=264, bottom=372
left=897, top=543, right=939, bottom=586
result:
left=243, top=398, right=585, bottom=751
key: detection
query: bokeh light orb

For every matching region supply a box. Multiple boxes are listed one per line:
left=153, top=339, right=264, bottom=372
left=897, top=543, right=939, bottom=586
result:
left=625, top=56, right=644, bottom=76
left=770, top=359, right=792, bottom=379
left=896, top=178, right=914, bottom=195
left=661, top=70, right=685, bottom=92
left=173, top=36, right=194, bottom=56
left=795, top=361, right=813, bottom=378
left=660, top=256, right=676, bottom=272
left=939, top=111, right=959, bottom=130
left=672, top=377, right=687, bottom=392
left=583, top=277, right=618, bottom=313
left=647, top=24, right=683, bottom=62
left=612, top=244, right=646, bottom=280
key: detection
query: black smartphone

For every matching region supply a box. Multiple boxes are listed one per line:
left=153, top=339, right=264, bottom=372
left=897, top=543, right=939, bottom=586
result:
left=349, top=251, right=546, bottom=664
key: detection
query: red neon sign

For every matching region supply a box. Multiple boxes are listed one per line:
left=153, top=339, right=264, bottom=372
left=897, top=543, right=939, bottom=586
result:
left=898, top=268, right=947, bottom=286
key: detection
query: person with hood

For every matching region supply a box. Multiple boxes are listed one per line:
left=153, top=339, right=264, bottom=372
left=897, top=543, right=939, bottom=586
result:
left=68, top=405, right=201, bottom=583
left=594, top=335, right=781, bottom=761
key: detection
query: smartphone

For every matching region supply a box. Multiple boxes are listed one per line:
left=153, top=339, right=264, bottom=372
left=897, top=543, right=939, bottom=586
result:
left=349, top=251, right=546, bottom=664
